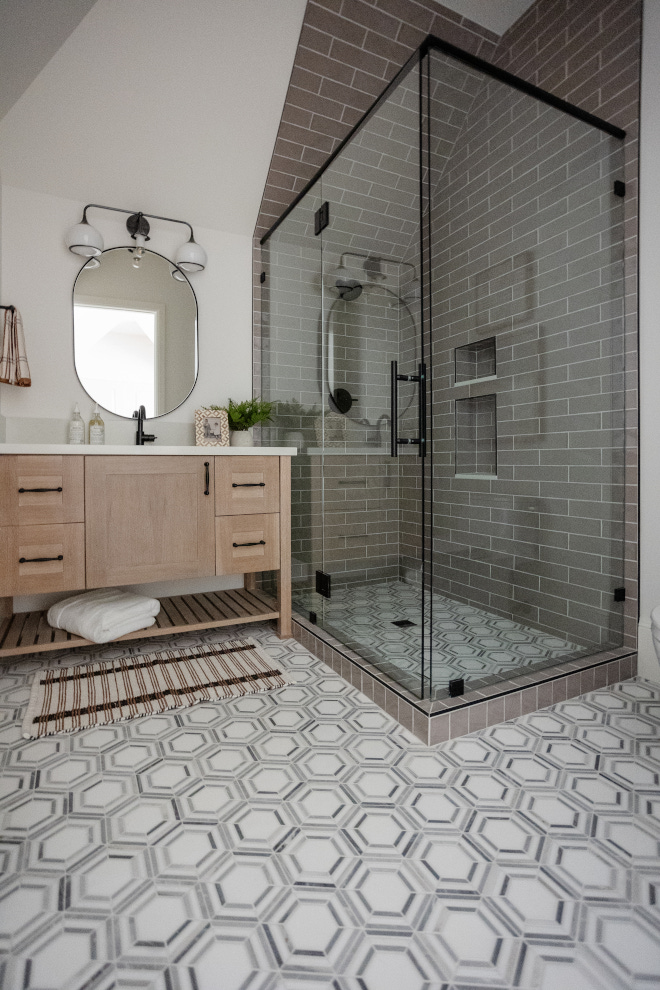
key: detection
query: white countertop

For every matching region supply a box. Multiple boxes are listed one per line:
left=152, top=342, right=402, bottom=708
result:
left=0, top=444, right=296, bottom=456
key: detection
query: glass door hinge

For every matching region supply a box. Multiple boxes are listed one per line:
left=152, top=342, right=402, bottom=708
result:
left=316, top=570, right=331, bottom=598
left=314, top=202, right=329, bottom=235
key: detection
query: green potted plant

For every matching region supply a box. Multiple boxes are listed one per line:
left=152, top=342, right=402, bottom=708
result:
left=224, top=397, right=273, bottom=446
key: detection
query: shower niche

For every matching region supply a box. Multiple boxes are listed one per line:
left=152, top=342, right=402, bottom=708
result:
left=261, top=36, right=631, bottom=740
left=454, top=337, right=496, bottom=385
left=455, top=394, right=497, bottom=478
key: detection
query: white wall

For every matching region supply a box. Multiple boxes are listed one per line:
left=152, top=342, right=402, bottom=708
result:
left=0, top=0, right=307, bottom=235
left=0, top=184, right=253, bottom=444
left=638, top=1, right=660, bottom=682
left=0, top=0, right=308, bottom=608
left=2, top=183, right=254, bottom=609
left=0, top=0, right=308, bottom=441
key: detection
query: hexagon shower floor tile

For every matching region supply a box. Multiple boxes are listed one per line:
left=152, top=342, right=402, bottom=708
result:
left=294, top=581, right=586, bottom=698
left=0, top=622, right=659, bottom=990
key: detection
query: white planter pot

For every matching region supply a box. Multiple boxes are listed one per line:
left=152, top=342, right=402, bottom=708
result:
left=230, top=429, right=254, bottom=447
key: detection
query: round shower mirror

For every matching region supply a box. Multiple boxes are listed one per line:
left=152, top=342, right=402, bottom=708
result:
left=72, top=246, right=198, bottom=418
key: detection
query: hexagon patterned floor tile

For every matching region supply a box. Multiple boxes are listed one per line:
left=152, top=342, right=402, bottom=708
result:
left=0, top=621, right=658, bottom=989
left=295, top=580, right=586, bottom=696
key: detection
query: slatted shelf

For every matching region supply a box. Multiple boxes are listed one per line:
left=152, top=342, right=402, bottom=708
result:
left=0, top=589, right=280, bottom=658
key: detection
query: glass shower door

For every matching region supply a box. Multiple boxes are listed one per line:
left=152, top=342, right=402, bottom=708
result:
left=260, top=186, right=325, bottom=620
left=427, top=47, right=626, bottom=700
left=312, top=53, right=431, bottom=698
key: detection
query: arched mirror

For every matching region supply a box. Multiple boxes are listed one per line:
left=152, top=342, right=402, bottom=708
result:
left=73, top=247, right=198, bottom=418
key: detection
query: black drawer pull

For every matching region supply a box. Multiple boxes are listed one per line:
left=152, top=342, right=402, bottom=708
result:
left=19, top=555, right=64, bottom=563
left=204, top=462, right=210, bottom=496
left=232, top=482, right=266, bottom=488
left=232, top=540, right=266, bottom=548
left=18, top=487, right=63, bottom=493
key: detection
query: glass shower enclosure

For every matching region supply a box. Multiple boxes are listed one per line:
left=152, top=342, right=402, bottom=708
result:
left=261, top=37, right=626, bottom=703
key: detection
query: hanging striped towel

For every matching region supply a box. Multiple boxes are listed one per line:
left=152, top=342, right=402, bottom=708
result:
left=0, top=306, right=31, bottom=387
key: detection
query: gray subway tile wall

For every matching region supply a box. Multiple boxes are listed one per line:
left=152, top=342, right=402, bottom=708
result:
left=494, top=0, right=640, bottom=653
left=256, top=0, right=640, bottom=708
left=424, top=73, right=627, bottom=650
left=254, top=1, right=498, bottom=241
left=253, top=0, right=500, bottom=394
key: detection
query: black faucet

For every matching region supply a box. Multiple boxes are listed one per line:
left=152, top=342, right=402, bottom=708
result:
left=133, top=405, right=157, bottom=445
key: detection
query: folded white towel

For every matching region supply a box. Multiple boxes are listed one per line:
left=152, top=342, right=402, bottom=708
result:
left=47, top=588, right=161, bottom=644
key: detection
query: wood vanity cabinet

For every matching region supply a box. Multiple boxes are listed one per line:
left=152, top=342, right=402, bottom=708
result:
left=85, top=456, right=215, bottom=587
left=0, top=452, right=291, bottom=656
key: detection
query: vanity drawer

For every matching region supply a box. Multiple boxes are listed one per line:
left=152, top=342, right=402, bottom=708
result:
left=0, top=523, right=85, bottom=596
left=0, top=455, right=84, bottom=526
left=215, top=456, right=280, bottom=516
left=216, top=513, right=280, bottom=574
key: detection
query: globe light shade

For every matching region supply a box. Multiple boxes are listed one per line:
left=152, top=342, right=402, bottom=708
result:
left=65, top=219, right=104, bottom=258
left=176, top=237, right=207, bottom=272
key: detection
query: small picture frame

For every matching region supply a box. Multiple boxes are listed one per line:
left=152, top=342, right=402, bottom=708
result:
left=195, top=408, right=230, bottom=446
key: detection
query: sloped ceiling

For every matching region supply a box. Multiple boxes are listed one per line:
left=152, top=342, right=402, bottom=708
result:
left=0, top=0, right=536, bottom=236
left=0, top=0, right=98, bottom=122
left=0, top=0, right=308, bottom=234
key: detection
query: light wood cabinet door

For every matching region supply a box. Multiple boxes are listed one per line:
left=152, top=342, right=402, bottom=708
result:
left=85, top=456, right=215, bottom=587
left=0, top=455, right=84, bottom=526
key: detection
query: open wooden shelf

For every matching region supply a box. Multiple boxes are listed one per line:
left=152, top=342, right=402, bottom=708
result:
left=0, top=588, right=280, bottom=658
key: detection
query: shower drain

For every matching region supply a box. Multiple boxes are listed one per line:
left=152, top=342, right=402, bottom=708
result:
left=392, top=619, right=416, bottom=627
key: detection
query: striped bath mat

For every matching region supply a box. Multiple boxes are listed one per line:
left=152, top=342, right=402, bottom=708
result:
left=22, top=639, right=290, bottom=739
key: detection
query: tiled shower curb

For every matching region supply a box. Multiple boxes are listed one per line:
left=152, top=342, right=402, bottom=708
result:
left=292, top=613, right=637, bottom=745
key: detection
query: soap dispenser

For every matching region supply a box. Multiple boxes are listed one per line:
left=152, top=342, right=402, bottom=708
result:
left=88, top=403, right=105, bottom=445
left=68, top=403, right=85, bottom=444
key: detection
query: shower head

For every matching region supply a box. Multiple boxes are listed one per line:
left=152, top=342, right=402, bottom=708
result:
left=333, top=263, right=363, bottom=301
left=335, top=251, right=419, bottom=300
left=363, top=255, right=386, bottom=281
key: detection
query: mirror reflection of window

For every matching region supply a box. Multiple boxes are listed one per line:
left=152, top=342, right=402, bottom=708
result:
left=72, top=247, right=198, bottom=419
left=74, top=304, right=158, bottom=417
